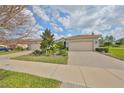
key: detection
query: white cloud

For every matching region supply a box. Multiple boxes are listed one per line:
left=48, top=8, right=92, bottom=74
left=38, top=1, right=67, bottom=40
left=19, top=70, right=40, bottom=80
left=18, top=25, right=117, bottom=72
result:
left=32, top=6, right=50, bottom=21
left=31, top=5, right=124, bottom=39
left=27, top=24, right=44, bottom=39
left=58, top=16, right=70, bottom=28
left=66, top=33, right=72, bottom=37
left=51, top=23, right=63, bottom=32
left=109, top=27, right=124, bottom=40
left=54, top=33, right=64, bottom=39
left=81, top=28, right=102, bottom=35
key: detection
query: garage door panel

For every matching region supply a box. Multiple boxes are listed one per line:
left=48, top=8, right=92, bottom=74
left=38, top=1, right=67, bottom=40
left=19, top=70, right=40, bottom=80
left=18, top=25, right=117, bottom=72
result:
left=69, top=41, right=93, bottom=51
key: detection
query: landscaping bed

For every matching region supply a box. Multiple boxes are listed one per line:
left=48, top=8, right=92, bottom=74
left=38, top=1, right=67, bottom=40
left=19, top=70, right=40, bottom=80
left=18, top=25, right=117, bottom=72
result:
left=13, top=55, right=68, bottom=64
left=0, top=69, right=61, bottom=88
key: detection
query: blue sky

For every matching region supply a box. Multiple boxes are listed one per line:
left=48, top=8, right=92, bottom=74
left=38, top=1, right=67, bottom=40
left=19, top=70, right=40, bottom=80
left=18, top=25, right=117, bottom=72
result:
left=26, top=5, right=124, bottom=40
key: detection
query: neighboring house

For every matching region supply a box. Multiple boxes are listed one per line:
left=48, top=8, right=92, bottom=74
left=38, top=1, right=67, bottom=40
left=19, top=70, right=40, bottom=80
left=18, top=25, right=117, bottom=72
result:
left=0, top=39, right=41, bottom=50
left=15, top=39, right=41, bottom=50
left=64, top=35, right=101, bottom=51
left=16, top=44, right=29, bottom=49
left=28, top=39, right=41, bottom=50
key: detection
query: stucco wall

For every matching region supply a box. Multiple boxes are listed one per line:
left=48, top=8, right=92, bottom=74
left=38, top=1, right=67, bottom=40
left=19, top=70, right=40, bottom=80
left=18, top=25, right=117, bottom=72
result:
left=29, top=43, right=40, bottom=50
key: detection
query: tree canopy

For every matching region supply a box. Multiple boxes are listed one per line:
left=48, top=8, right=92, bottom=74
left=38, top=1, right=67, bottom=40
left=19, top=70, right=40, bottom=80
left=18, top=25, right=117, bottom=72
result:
left=40, top=28, right=54, bottom=55
left=0, top=5, right=37, bottom=42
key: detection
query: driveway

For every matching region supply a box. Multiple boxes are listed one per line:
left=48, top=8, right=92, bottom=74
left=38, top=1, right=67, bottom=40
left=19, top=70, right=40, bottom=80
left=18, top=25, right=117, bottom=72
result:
left=68, top=51, right=124, bottom=70
left=68, top=51, right=124, bottom=87
left=0, top=51, right=124, bottom=88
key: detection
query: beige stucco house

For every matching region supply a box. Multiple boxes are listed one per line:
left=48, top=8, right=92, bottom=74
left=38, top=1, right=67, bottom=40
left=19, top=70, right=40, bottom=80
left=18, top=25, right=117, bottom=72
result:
left=17, top=39, right=41, bottom=50
left=65, top=35, right=101, bottom=51
left=0, top=39, right=41, bottom=50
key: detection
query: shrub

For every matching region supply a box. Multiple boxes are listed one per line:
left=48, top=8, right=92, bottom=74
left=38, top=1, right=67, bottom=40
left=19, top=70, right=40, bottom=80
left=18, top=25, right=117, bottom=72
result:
left=112, top=44, right=119, bottom=47
left=95, top=47, right=109, bottom=53
left=103, top=42, right=112, bottom=47
left=26, top=47, right=30, bottom=50
left=99, top=44, right=104, bottom=47
left=59, top=49, right=68, bottom=56
left=32, top=50, right=42, bottom=56
left=55, top=41, right=65, bottom=49
left=15, top=46, right=24, bottom=51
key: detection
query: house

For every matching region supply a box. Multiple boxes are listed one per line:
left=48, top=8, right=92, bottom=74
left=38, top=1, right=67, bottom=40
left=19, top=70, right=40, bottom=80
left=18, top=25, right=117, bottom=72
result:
left=14, top=39, right=41, bottom=50
left=64, top=35, right=101, bottom=51
left=0, top=39, right=41, bottom=50
left=28, top=39, right=41, bottom=50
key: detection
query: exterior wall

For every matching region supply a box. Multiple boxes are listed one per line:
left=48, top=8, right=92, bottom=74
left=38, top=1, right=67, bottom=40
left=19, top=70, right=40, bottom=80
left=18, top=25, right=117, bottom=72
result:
left=67, top=38, right=99, bottom=51
left=16, top=44, right=28, bottom=49
left=29, top=43, right=40, bottom=50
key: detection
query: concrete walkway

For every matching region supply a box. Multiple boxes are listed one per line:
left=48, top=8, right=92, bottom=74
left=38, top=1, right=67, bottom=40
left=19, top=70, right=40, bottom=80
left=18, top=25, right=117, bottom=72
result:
left=0, top=51, right=124, bottom=88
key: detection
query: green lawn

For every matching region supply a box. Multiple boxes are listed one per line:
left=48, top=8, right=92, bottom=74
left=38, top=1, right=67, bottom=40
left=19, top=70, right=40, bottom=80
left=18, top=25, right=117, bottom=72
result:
left=0, top=50, right=17, bottom=55
left=0, top=69, right=61, bottom=88
left=120, top=44, right=124, bottom=48
left=108, top=48, right=124, bottom=60
left=13, top=55, right=68, bottom=64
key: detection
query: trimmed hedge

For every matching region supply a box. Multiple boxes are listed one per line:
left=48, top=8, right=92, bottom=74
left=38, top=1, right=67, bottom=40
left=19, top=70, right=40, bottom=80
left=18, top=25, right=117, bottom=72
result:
left=95, top=47, right=109, bottom=53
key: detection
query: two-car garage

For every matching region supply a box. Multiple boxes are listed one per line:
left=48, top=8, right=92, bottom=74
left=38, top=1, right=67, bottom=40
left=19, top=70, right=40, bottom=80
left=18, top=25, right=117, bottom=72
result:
left=68, top=41, right=93, bottom=51
left=65, top=35, right=100, bottom=51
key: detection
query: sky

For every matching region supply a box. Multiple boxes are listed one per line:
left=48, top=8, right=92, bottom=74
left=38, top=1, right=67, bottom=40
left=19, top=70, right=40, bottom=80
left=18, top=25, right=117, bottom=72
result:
left=26, top=5, right=124, bottom=40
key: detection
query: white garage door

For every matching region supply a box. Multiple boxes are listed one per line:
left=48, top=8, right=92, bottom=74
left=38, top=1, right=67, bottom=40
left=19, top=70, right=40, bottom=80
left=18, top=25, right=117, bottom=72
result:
left=69, top=41, right=93, bottom=51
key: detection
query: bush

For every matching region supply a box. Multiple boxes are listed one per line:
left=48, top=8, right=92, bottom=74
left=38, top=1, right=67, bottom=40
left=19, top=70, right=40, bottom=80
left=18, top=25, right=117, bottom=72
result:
left=95, top=47, right=109, bottom=53
left=15, top=46, right=24, bottom=51
left=55, top=41, right=65, bottom=49
left=59, top=49, right=68, bottom=56
left=99, top=44, right=104, bottom=47
left=32, top=50, right=42, bottom=56
left=112, top=44, right=119, bottom=47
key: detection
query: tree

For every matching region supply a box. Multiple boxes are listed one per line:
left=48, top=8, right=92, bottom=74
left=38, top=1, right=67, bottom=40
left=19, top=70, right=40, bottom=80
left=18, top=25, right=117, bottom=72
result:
left=104, top=35, right=114, bottom=42
left=0, top=5, right=37, bottom=44
left=109, top=35, right=115, bottom=42
left=116, top=38, right=124, bottom=45
left=40, top=28, right=54, bottom=55
left=0, top=6, right=25, bottom=29
left=103, top=35, right=115, bottom=47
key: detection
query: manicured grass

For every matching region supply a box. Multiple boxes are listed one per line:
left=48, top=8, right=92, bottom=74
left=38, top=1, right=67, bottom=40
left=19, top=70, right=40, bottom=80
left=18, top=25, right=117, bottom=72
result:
left=0, top=69, right=61, bottom=88
left=108, top=48, right=124, bottom=60
left=0, top=50, right=17, bottom=55
left=13, top=55, right=68, bottom=64
left=120, top=44, right=124, bottom=48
